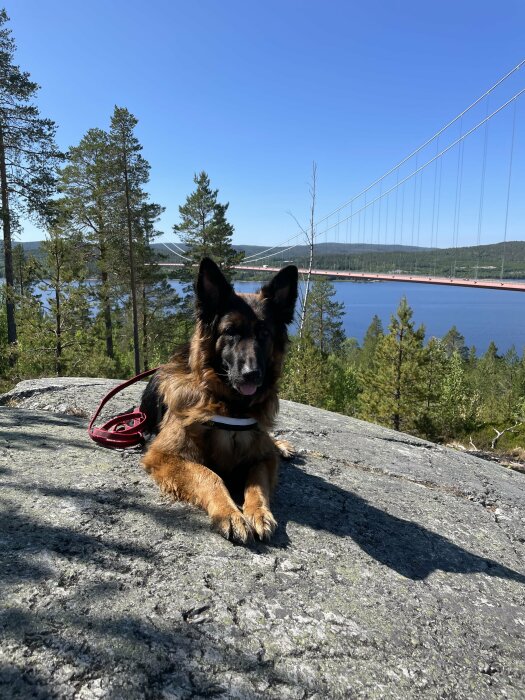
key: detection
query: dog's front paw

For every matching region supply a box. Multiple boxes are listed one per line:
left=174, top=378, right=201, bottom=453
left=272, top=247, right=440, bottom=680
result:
left=273, top=437, right=295, bottom=460
left=212, top=509, right=254, bottom=544
left=244, top=506, right=277, bottom=541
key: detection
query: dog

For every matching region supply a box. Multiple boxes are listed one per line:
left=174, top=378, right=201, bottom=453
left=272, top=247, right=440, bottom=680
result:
left=141, top=257, right=298, bottom=543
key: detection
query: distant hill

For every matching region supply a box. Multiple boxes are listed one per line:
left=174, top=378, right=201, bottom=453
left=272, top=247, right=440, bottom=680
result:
left=1, top=240, right=524, bottom=280
left=152, top=240, right=525, bottom=279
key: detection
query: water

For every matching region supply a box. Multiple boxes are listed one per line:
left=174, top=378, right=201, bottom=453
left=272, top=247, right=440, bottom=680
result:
left=8, top=277, right=523, bottom=355
left=225, top=279, right=525, bottom=355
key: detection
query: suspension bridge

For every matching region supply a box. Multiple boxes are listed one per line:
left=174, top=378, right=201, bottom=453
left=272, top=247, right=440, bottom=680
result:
left=165, top=60, right=525, bottom=292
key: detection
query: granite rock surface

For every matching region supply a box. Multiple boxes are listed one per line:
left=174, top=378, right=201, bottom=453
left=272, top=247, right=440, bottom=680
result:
left=1, top=377, right=524, bottom=699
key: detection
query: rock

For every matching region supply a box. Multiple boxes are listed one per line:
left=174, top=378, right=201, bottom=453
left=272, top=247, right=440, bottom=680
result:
left=1, top=377, right=524, bottom=699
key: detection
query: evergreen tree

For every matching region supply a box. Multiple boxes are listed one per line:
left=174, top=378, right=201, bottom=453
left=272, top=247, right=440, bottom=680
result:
left=280, top=334, right=328, bottom=408
left=134, top=201, right=183, bottom=369
left=60, top=127, right=119, bottom=361
left=0, top=9, right=61, bottom=352
left=12, top=243, right=37, bottom=296
left=416, top=337, right=447, bottom=439
left=442, top=325, right=469, bottom=360
left=174, top=172, right=243, bottom=280
left=359, top=314, right=383, bottom=370
left=26, top=222, right=90, bottom=375
left=302, top=278, right=345, bottom=354
left=323, top=353, right=360, bottom=416
left=359, top=297, right=426, bottom=432
left=109, top=106, right=152, bottom=374
left=475, top=341, right=504, bottom=422
left=339, top=337, right=361, bottom=366
left=435, top=351, right=479, bottom=440
left=499, top=346, right=522, bottom=422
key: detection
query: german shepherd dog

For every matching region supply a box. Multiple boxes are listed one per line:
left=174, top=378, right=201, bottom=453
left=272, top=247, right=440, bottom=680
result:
left=141, top=258, right=298, bottom=544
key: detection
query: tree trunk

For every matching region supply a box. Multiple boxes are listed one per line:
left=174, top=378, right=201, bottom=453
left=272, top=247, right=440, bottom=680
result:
left=123, top=157, right=141, bottom=374
left=0, top=123, right=17, bottom=354
left=55, top=284, right=62, bottom=375
left=393, top=329, right=404, bottom=431
left=100, top=268, right=114, bottom=359
left=142, top=282, right=148, bottom=371
left=53, top=244, right=62, bottom=375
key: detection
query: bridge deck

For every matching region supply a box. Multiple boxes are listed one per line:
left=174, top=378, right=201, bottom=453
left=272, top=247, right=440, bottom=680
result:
left=236, top=265, right=525, bottom=292
left=154, top=263, right=525, bottom=292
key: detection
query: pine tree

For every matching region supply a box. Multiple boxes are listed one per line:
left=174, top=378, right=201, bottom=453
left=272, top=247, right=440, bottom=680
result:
left=323, top=353, right=360, bottom=416
left=416, top=337, right=447, bottom=439
left=134, top=201, right=183, bottom=369
left=475, top=341, right=504, bottom=422
left=12, top=243, right=37, bottom=297
left=359, top=314, right=383, bottom=370
left=442, top=325, right=469, bottom=360
left=109, top=106, right=152, bottom=374
left=174, top=172, right=243, bottom=280
left=0, top=9, right=61, bottom=353
left=29, top=220, right=90, bottom=375
left=359, top=297, right=426, bottom=432
left=60, top=127, right=119, bottom=361
left=302, top=278, right=345, bottom=354
left=435, top=351, right=479, bottom=440
left=280, top=334, right=328, bottom=408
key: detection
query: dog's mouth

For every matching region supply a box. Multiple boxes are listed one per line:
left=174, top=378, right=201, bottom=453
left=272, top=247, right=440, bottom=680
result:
left=236, top=382, right=259, bottom=397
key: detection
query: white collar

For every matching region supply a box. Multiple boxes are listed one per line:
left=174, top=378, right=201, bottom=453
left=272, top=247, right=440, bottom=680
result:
left=209, top=415, right=258, bottom=427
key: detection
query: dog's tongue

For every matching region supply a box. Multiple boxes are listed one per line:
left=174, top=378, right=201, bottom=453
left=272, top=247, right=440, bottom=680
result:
left=238, top=384, right=257, bottom=396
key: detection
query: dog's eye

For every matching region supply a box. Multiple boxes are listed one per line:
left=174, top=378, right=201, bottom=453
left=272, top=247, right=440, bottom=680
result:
left=223, top=326, right=237, bottom=337
left=257, top=326, right=270, bottom=339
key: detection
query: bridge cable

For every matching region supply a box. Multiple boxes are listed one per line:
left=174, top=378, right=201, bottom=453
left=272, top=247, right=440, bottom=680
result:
left=170, top=241, right=190, bottom=255
left=162, top=242, right=191, bottom=262
left=237, top=66, right=525, bottom=271
left=399, top=182, right=405, bottom=272
left=452, top=119, right=465, bottom=276
left=430, top=138, right=440, bottom=270
left=410, top=154, right=418, bottom=249
left=378, top=180, right=383, bottom=249
left=241, top=244, right=299, bottom=265
left=434, top=157, right=443, bottom=275
left=476, top=100, right=490, bottom=279
left=313, top=59, right=525, bottom=230
left=393, top=170, right=399, bottom=248
left=241, top=228, right=307, bottom=262
left=415, top=171, right=423, bottom=274
left=501, top=98, right=518, bottom=279
left=319, top=87, right=525, bottom=237
left=384, top=194, right=390, bottom=272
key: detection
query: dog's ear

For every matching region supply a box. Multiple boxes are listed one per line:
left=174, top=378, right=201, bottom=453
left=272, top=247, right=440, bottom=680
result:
left=260, top=265, right=298, bottom=325
left=195, top=257, right=233, bottom=321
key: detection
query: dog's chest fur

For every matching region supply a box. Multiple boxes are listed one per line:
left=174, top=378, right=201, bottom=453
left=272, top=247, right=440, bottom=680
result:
left=203, top=427, right=262, bottom=475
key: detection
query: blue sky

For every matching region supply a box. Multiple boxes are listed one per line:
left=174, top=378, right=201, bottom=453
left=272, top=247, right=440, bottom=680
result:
left=8, top=0, right=525, bottom=248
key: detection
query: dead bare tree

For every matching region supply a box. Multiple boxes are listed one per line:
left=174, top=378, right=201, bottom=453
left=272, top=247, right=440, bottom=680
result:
left=288, top=162, right=317, bottom=339
left=491, top=421, right=522, bottom=450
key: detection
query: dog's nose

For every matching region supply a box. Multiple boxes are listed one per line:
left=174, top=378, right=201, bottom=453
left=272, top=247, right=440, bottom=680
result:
left=241, top=368, right=262, bottom=385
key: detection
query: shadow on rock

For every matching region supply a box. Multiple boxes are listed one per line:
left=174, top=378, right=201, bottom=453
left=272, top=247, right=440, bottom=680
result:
left=273, top=460, right=525, bottom=584
left=0, top=410, right=94, bottom=452
left=0, top=599, right=324, bottom=698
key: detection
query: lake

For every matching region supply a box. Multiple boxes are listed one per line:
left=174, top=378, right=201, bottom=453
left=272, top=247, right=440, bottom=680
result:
left=6, top=277, right=523, bottom=355
left=226, top=279, right=525, bottom=355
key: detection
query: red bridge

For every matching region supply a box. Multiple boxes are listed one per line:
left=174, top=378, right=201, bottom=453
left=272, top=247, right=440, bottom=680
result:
left=155, top=263, right=525, bottom=292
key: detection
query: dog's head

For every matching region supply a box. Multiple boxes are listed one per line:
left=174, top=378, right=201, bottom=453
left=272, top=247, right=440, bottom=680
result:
left=194, top=257, right=298, bottom=398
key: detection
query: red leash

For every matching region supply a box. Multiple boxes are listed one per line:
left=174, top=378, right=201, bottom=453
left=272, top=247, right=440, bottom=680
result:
left=88, top=367, right=158, bottom=449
